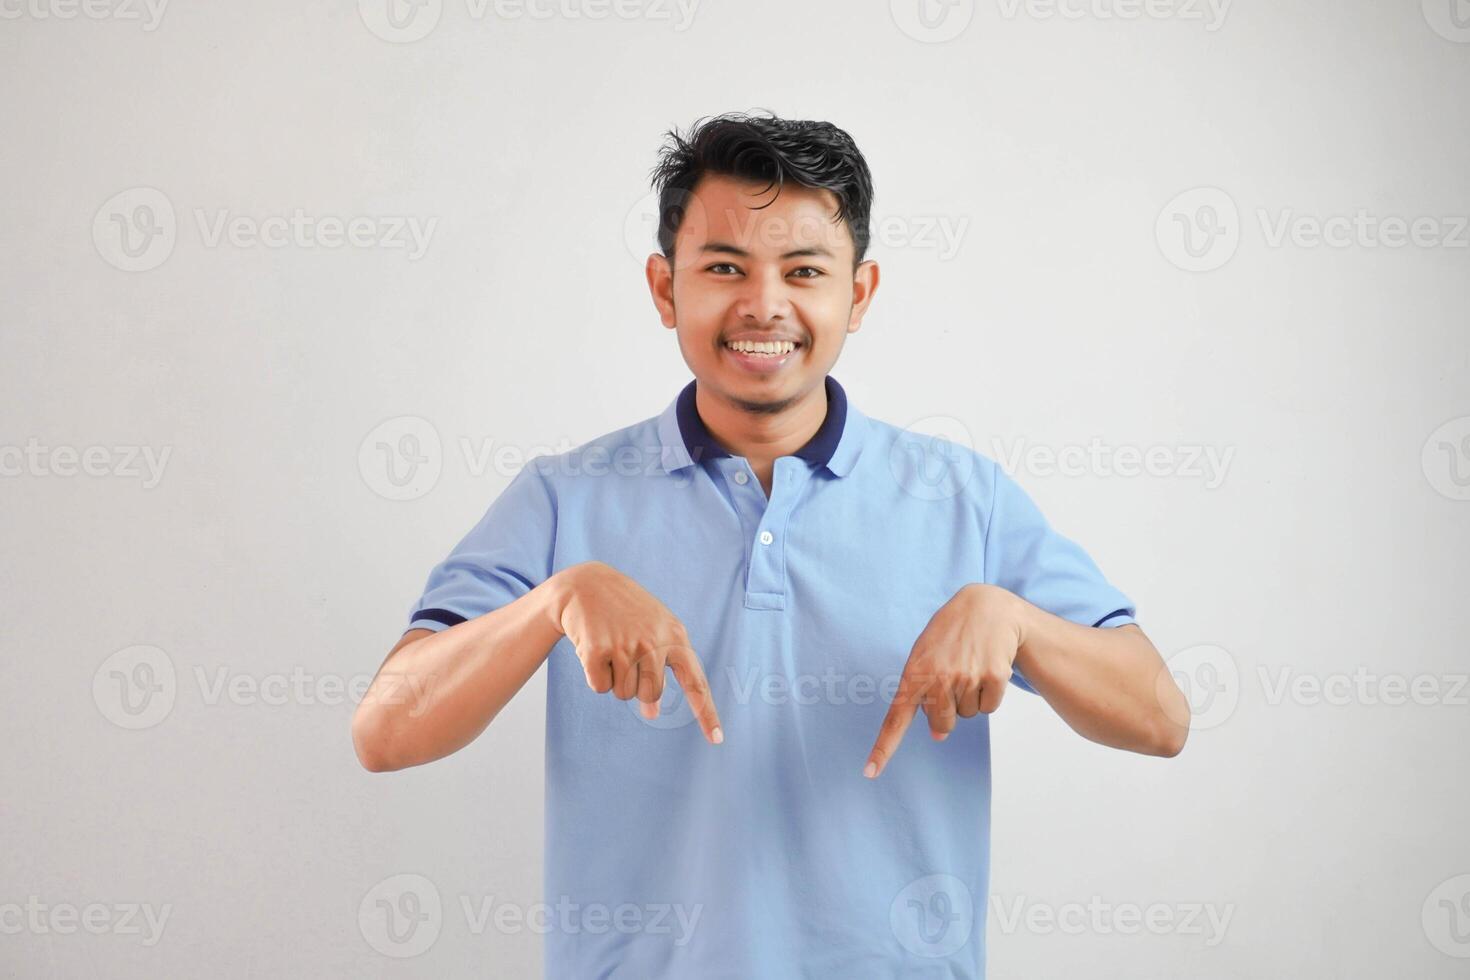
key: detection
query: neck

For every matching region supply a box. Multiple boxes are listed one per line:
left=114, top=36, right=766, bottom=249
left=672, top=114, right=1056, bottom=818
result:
left=695, top=378, right=828, bottom=465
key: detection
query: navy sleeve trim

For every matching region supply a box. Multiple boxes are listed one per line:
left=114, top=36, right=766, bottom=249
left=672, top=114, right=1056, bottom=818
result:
left=1091, top=608, right=1132, bottom=628
left=410, top=608, right=468, bottom=628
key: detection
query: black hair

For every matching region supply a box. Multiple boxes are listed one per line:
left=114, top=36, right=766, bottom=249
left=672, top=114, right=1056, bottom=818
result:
left=648, top=110, right=875, bottom=270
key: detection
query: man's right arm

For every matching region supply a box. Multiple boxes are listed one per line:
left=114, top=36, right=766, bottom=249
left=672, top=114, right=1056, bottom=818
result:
left=350, top=566, right=577, bottom=773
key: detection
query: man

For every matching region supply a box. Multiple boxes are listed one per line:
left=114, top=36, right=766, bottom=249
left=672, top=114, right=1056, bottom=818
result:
left=353, top=110, right=1190, bottom=979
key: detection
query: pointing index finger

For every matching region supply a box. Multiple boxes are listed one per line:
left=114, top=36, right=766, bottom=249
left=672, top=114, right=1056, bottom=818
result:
left=665, top=645, right=723, bottom=745
left=865, top=668, right=927, bottom=778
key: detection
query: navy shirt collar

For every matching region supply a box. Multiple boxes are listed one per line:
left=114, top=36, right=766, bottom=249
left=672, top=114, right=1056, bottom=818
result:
left=675, top=375, right=848, bottom=468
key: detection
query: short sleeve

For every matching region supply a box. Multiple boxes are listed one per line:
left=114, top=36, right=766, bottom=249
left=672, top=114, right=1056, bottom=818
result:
left=404, top=460, right=558, bottom=634
left=983, top=461, right=1137, bottom=695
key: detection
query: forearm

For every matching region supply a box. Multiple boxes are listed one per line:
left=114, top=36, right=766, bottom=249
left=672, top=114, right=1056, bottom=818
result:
left=353, top=570, right=572, bottom=771
left=1011, top=600, right=1189, bottom=757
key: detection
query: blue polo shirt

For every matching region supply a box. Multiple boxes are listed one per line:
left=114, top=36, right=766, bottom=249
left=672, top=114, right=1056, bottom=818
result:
left=405, top=375, right=1136, bottom=979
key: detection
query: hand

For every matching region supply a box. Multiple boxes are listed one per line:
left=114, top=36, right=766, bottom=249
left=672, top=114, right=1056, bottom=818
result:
left=554, top=561, right=723, bottom=744
left=864, top=584, right=1024, bottom=778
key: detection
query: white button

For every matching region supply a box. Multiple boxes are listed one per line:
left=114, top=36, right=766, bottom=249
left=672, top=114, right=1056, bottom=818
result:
left=733, top=471, right=748, bottom=485
left=759, top=530, right=773, bottom=545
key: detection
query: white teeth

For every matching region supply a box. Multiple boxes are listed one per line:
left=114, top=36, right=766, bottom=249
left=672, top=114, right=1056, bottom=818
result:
left=725, top=340, right=797, bottom=355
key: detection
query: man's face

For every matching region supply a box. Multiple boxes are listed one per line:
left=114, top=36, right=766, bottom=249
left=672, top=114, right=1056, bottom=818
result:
left=646, top=173, right=879, bottom=415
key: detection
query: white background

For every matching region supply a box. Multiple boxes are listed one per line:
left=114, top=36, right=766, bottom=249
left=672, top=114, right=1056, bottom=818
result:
left=2, top=0, right=1468, bottom=976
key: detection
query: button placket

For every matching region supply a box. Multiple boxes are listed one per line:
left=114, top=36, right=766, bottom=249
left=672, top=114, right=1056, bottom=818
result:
left=743, top=458, right=812, bottom=606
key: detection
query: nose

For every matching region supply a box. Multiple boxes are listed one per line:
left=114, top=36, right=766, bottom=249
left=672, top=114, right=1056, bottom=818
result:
left=732, top=265, right=792, bottom=325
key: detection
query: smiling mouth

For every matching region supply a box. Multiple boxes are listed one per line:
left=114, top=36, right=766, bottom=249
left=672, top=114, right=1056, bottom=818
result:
left=722, top=339, right=803, bottom=356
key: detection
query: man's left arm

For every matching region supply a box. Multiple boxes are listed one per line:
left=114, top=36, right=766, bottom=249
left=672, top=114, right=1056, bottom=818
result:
left=1009, top=597, right=1189, bottom=757
left=863, top=584, right=1188, bottom=779
left=864, top=461, right=1191, bottom=779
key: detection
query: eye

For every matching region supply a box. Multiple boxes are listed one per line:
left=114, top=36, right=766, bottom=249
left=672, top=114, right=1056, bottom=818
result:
left=706, top=262, right=740, bottom=275
left=789, top=266, right=825, bottom=279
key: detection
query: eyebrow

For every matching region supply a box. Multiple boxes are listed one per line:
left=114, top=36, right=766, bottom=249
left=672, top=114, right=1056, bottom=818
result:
left=699, top=241, right=837, bottom=260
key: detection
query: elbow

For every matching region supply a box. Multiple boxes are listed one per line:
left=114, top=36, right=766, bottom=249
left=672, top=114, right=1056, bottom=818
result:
left=352, top=707, right=400, bottom=773
left=1148, top=662, right=1191, bottom=758
left=1150, top=718, right=1189, bottom=758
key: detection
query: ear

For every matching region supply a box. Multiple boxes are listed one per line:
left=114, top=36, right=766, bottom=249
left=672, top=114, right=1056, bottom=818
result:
left=847, top=259, right=880, bottom=333
left=646, top=252, right=677, bottom=329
